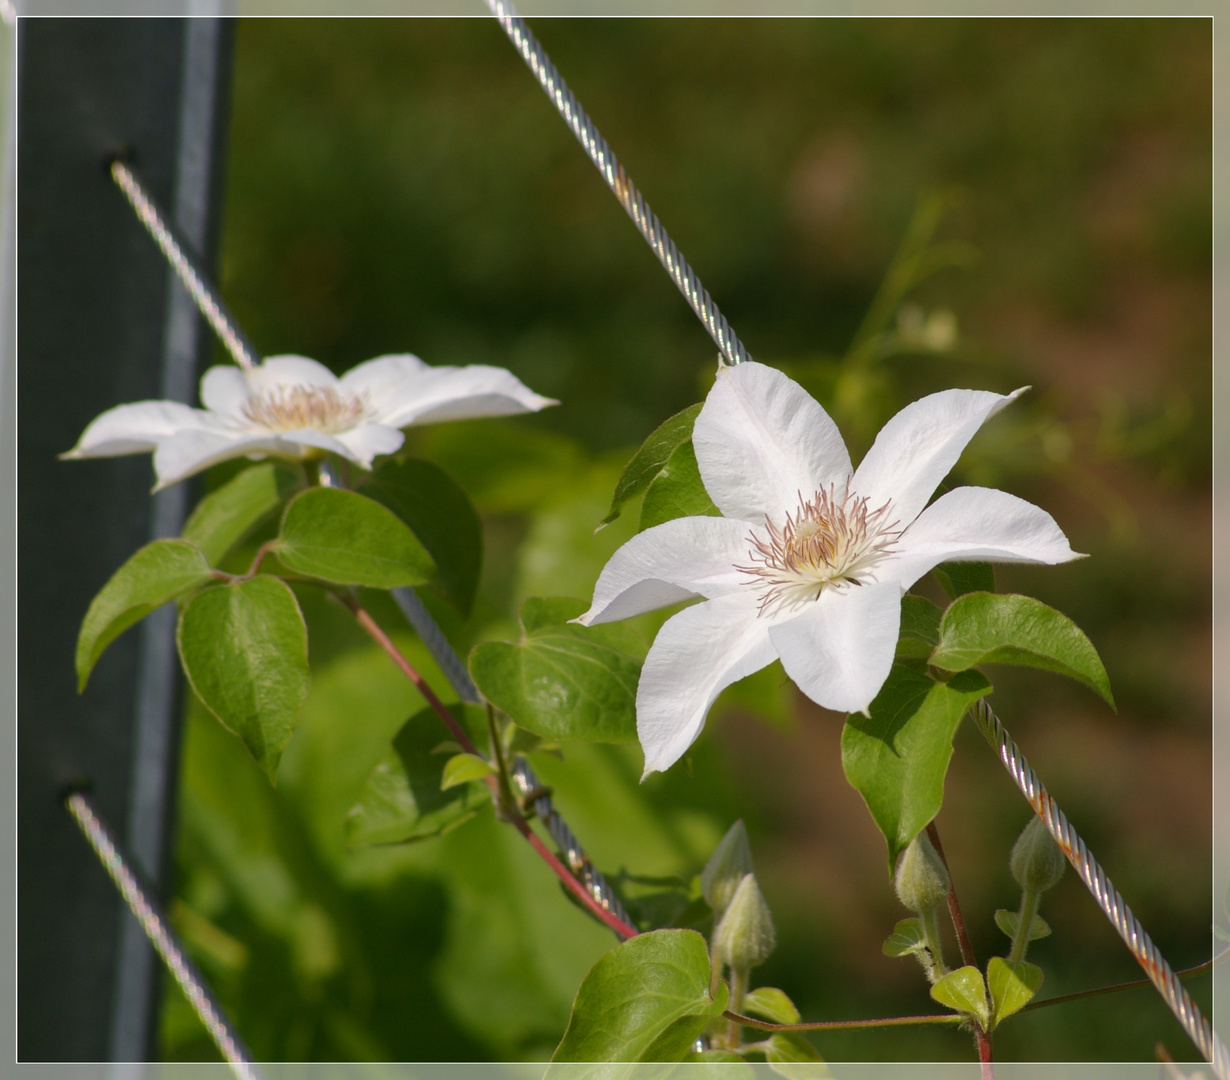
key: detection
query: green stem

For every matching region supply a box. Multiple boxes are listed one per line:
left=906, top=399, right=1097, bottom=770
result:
left=1010, top=889, right=1041, bottom=963
left=723, top=967, right=749, bottom=1049
left=920, top=903, right=949, bottom=982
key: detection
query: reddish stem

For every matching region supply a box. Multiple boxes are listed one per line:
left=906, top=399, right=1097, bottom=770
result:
left=926, top=822, right=993, bottom=1074
left=726, top=1010, right=962, bottom=1032
left=926, top=821, right=978, bottom=970
left=346, top=595, right=639, bottom=940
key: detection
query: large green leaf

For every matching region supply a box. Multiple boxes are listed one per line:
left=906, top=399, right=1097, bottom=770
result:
left=639, top=439, right=721, bottom=532
left=896, top=595, right=943, bottom=660
left=932, top=561, right=994, bottom=599
left=841, top=663, right=991, bottom=867
left=469, top=597, right=641, bottom=743
left=987, top=957, right=1043, bottom=1027
left=929, top=592, right=1114, bottom=708
left=77, top=539, right=215, bottom=690
left=346, top=703, right=491, bottom=845
left=361, top=457, right=482, bottom=616
left=551, top=929, right=728, bottom=1063
left=600, top=403, right=702, bottom=527
left=177, top=576, right=310, bottom=781
left=276, top=487, right=435, bottom=589
left=181, top=462, right=302, bottom=566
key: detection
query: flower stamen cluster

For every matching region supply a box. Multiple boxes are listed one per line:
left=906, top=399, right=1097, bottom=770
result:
left=737, top=484, right=901, bottom=616
left=240, top=385, right=372, bottom=435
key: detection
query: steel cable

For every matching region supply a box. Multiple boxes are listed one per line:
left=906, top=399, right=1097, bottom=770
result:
left=65, top=792, right=259, bottom=1078
left=110, top=159, right=259, bottom=372
left=972, top=699, right=1224, bottom=1075
left=483, top=0, right=751, bottom=369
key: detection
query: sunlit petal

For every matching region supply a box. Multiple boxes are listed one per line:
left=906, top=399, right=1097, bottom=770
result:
left=637, top=594, right=778, bottom=777
left=374, top=364, right=557, bottom=428
left=852, top=387, right=1026, bottom=527
left=693, top=362, right=852, bottom=523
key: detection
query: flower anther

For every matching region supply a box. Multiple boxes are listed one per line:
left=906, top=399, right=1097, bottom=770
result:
left=738, top=485, right=901, bottom=615
left=241, top=384, right=373, bottom=435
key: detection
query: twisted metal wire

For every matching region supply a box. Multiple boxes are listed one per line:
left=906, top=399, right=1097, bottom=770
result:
left=972, top=699, right=1225, bottom=1076
left=110, top=159, right=260, bottom=372
left=390, top=586, right=636, bottom=934
left=65, top=792, right=260, bottom=1078
left=484, top=0, right=752, bottom=370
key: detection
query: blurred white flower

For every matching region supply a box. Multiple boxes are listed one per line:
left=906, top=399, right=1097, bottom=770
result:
left=62, top=354, right=556, bottom=490
left=577, top=361, right=1081, bottom=778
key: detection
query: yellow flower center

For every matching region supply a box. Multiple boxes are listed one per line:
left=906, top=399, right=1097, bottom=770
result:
left=737, top=485, right=900, bottom=616
left=241, top=385, right=371, bottom=434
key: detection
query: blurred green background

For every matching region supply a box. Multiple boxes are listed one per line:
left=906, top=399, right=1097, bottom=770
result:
left=161, top=18, right=1212, bottom=1064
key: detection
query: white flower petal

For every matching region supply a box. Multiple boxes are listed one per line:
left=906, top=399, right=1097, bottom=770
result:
left=576, top=516, right=751, bottom=625
left=693, top=361, right=853, bottom=524
left=199, top=365, right=252, bottom=417
left=337, top=353, right=429, bottom=400
left=332, top=424, right=407, bottom=468
left=252, top=355, right=340, bottom=391
left=637, top=594, right=778, bottom=777
left=769, top=581, right=902, bottom=716
left=884, top=486, right=1084, bottom=588
left=151, top=430, right=304, bottom=490
left=372, top=364, right=557, bottom=428
left=852, top=387, right=1027, bottom=527
left=62, top=400, right=217, bottom=457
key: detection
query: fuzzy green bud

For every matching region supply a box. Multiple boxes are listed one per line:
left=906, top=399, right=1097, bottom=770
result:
left=894, top=833, right=951, bottom=915
left=1010, top=817, right=1066, bottom=894
left=714, top=873, right=776, bottom=971
left=702, top=819, right=754, bottom=916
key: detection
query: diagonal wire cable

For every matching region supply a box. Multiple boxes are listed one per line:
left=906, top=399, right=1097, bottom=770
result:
left=110, top=159, right=259, bottom=372
left=972, top=699, right=1225, bottom=1076
left=65, top=792, right=260, bottom=1078
left=483, top=0, right=751, bottom=369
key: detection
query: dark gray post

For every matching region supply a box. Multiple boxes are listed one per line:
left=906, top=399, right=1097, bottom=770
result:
left=18, top=19, right=233, bottom=1060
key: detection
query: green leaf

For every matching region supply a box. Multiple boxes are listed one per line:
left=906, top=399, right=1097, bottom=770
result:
left=987, top=956, right=1043, bottom=1026
left=77, top=539, right=215, bottom=690
left=601, top=403, right=702, bottom=527
left=551, top=929, right=727, bottom=1063
left=993, top=909, right=1051, bottom=942
left=742, top=986, right=801, bottom=1025
left=177, top=577, right=310, bottom=781
left=361, top=457, right=482, bottom=616
left=930, top=592, right=1114, bottom=708
left=929, top=965, right=990, bottom=1029
left=639, top=439, right=720, bottom=532
left=440, top=752, right=496, bottom=790
left=932, top=561, right=994, bottom=599
left=181, top=462, right=302, bottom=566
left=763, top=1033, right=829, bottom=1079
left=841, top=663, right=992, bottom=868
left=276, top=487, right=435, bottom=589
left=896, top=595, right=944, bottom=659
left=881, top=917, right=927, bottom=958
left=346, top=704, right=491, bottom=845
left=469, top=597, right=641, bottom=743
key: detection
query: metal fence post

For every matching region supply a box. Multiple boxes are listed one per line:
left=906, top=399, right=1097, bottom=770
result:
left=18, top=18, right=233, bottom=1060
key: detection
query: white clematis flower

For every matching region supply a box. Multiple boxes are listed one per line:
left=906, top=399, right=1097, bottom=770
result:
left=577, top=361, right=1082, bottom=778
left=62, top=353, right=557, bottom=490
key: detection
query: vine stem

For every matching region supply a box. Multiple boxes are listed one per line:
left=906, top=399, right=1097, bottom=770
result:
left=926, top=822, right=994, bottom=1076
left=725, top=1010, right=962, bottom=1032
left=344, top=595, right=640, bottom=940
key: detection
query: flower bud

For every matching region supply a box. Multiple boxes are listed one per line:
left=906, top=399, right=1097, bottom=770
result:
left=1010, top=817, right=1066, bottom=894
left=714, top=873, right=776, bottom=971
left=894, top=833, right=951, bottom=915
left=702, top=819, right=754, bottom=916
